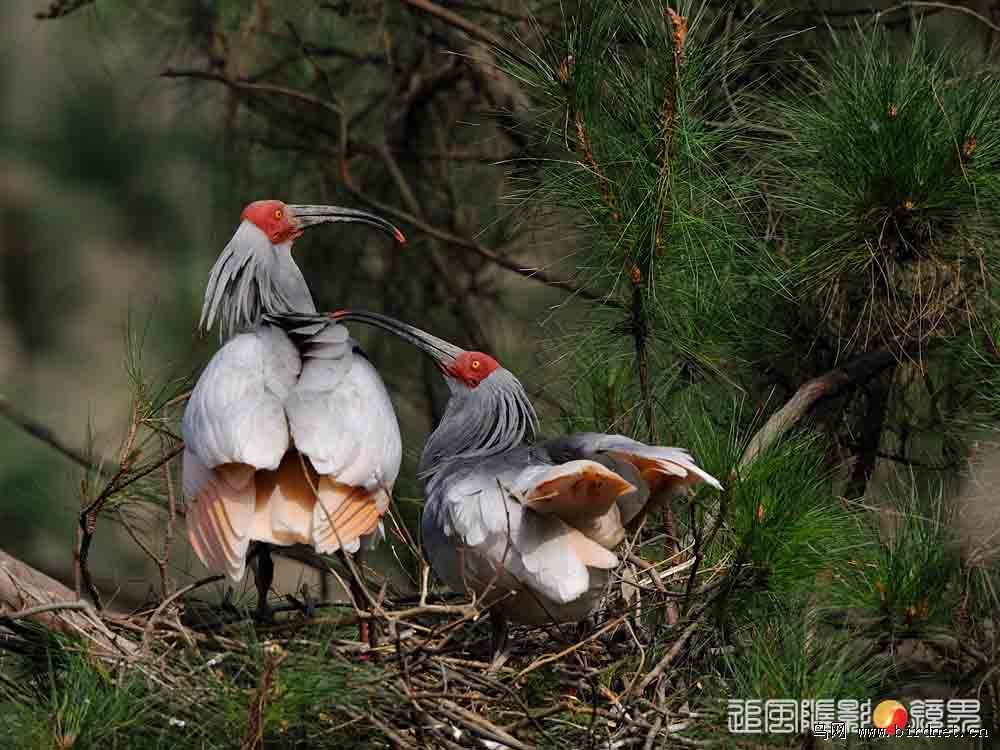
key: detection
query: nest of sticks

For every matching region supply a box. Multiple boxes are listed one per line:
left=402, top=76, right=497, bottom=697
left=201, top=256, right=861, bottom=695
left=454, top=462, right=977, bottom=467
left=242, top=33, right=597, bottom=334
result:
left=0, top=525, right=728, bottom=750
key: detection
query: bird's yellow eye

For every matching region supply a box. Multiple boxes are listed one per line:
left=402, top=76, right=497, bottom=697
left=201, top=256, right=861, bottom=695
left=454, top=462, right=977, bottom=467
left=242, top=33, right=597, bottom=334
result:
left=274, top=209, right=284, bottom=220
left=471, top=360, right=481, bottom=370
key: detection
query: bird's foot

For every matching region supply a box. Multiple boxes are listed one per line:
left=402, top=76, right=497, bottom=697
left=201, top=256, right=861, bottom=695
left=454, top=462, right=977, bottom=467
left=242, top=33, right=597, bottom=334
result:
left=255, top=598, right=275, bottom=625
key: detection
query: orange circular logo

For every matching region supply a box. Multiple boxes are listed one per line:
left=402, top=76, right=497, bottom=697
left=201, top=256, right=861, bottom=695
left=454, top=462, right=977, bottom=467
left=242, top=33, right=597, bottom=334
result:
left=873, top=700, right=908, bottom=735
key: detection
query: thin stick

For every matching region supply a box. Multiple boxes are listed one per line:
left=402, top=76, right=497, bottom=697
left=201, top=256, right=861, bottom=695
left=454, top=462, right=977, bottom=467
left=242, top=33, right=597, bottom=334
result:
left=0, top=396, right=97, bottom=470
left=141, top=575, right=224, bottom=653
left=637, top=609, right=705, bottom=692
left=514, top=615, right=627, bottom=681
left=877, top=1, right=1000, bottom=32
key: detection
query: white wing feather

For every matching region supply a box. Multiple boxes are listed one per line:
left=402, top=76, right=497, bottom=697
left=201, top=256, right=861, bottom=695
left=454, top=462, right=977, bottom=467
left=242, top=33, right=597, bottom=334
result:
left=425, top=453, right=597, bottom=606
left=182, top=326, right=300, bottom=474
left=286, top=332, right=402, bottom=490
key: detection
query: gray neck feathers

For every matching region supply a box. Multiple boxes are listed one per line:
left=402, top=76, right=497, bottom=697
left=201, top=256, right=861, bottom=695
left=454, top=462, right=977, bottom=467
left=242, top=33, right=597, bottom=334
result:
left=200, top=221, right=316, bottom=339
left=420, top=368, right=539, bottom=479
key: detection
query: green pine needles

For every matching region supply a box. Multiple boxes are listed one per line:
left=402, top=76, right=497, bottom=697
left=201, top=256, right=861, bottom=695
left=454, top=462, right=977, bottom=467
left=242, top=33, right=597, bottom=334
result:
left=505, top=1, right=765, bottom=440
left=771, top=27, right=1000, bottom=355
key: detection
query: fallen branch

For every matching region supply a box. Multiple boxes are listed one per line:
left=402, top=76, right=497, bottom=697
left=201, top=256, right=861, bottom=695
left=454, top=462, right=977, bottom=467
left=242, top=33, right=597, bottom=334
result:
left=0, top=548, right=131, bottom=657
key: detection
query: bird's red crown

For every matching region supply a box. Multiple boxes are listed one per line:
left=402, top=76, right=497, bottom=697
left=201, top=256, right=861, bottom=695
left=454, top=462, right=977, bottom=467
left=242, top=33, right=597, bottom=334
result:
left=242, top=200, right=302, bottom=244
left=445, top=351, right=499, bottom=388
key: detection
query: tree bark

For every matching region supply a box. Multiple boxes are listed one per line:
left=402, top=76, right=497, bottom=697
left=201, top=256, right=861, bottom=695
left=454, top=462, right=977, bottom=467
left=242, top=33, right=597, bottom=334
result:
left=0, top=548, right=130, bottom=657
left=844, top=366, right=895, bottom=499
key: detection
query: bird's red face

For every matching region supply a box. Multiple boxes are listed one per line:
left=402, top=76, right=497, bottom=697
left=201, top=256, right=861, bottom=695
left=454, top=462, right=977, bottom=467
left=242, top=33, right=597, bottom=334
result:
left=444, top=351, right=500, bottom=388
left=241, top=200, right=302, bottom=244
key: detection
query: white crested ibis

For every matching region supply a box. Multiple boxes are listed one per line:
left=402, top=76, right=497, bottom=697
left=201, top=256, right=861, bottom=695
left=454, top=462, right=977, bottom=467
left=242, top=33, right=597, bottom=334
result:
left=322, top=309, right=722, bottom=661
left=182, top=201, right=405, bottom=624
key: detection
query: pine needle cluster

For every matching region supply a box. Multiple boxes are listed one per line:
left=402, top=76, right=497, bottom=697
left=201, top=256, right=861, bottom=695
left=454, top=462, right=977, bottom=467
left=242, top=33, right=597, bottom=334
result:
left=770, top=28, right=1000, bottom=355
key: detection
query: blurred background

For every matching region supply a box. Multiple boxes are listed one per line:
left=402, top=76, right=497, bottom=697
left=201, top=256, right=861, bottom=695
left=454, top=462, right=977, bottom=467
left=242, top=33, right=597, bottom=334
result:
left=1, top=0, right=223, bottom=596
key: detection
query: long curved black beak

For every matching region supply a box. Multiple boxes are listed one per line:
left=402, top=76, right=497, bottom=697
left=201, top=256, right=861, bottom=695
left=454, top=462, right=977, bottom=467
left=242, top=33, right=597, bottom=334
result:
left=330, top=309, right=463, bottom=366
left=288, top=205, right=406, bottom=245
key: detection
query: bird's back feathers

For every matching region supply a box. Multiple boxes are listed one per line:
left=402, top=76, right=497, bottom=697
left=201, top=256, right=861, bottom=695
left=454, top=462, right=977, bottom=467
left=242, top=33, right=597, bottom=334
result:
left=182, top=321, right=401, bottom=580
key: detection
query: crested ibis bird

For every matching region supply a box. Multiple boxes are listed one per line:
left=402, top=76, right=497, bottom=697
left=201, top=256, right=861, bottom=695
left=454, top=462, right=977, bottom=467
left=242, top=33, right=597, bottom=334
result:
left=304, top=309, right=722, bottom=661
left=181, top=201, right=405, bottom=623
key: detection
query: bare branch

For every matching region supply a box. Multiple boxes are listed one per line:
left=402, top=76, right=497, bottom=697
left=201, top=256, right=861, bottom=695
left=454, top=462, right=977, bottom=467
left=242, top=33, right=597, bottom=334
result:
left=877, top=2, right=1000, bottom=32
left=34, top=0, right=93, bottom=20
left=739, top=346, right=907, bottom=470
left=401, top=0, right=508, bottom=52
left=341, top=178, right=617, bottom=306
left=0, top=396, right=97, bottom=471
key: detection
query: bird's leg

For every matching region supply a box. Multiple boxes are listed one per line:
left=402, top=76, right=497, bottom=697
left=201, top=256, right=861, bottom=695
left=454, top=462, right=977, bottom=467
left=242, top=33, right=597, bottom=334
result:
left=254, top=542, right=275, bottom=624
left=488, top=607, right=510, bottom=672
left=337, top=549, right=374, bottom=648
left=299, top=583, right=318, bottom=619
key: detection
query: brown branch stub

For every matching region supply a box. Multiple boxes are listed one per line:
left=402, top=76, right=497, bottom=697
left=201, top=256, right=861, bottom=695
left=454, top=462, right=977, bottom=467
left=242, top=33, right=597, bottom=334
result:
left=558, top=55, right=574, bottom=86
left=628, top=263, right=656, bottom=441
left=574, top=111, right=620, bottom=222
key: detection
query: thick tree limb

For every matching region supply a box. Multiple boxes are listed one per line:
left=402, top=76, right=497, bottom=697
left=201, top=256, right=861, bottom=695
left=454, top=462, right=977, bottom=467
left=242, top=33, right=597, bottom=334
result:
left=0, top=549, right=131, bottom=656
left=739, top=346, right=905, bottom=471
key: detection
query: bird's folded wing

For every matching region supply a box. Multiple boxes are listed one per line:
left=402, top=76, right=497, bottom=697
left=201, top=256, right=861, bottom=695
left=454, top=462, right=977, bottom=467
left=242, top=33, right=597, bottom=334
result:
left=514, top=459, right=635, bottom=520
left=281, top=320, right=402, bottom=553
left=181, top=327, right=302, bottom=578
left=542, top=433, right=722, bottom=524
left=513, top=460, right=636, bottom=548
left=437, top=467, right=618, bottom=606
left=182, top=327, right=300, bottom=474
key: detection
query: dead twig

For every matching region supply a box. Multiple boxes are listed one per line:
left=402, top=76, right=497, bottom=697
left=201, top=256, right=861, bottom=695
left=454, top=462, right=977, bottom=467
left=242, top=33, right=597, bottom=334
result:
left=0, top=396, right=97, bottom=471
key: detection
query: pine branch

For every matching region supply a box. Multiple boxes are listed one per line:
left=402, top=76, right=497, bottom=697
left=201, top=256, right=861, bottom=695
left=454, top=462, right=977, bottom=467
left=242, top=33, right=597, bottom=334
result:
left=738, top=345, right=930, bottom=471
left=655, top=8, right=687, bottom=253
